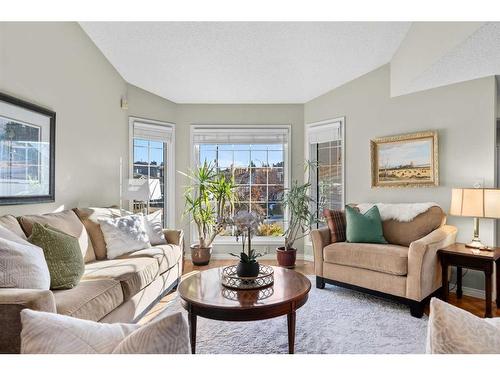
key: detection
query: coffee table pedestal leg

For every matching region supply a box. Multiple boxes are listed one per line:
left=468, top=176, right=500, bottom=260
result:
left=287, top=311, right=296, bottom=354
left=188, top=310, right=197, bottom=354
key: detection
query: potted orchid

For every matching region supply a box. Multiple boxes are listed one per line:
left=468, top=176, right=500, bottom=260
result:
left=230, top=211, right=264, bottom=277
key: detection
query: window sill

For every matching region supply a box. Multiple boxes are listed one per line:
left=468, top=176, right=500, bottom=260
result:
left=192, top=236, right=285, bottom=246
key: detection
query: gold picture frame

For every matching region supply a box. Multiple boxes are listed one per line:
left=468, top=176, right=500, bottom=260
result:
left=370, top=131, right=438, bottom=188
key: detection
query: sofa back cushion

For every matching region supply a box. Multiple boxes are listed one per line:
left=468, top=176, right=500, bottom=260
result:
left=0, top=214, right=27, bottom=239
left=382, top=206, right=445, bottom=246
left=73, top=207, right=127, bottom=260
left=18, top=210, right=95, bottom=263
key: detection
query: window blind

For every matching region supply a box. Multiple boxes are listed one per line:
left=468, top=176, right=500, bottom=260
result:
left=133, top=121, right=173, bottom=142
left=192, top=126, right=289, bottom=144
left=307, top=121, right=342, bottom=144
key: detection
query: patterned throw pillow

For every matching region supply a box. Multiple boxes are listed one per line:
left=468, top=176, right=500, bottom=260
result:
left=427, top=298, right=500, bottom=354
left=323, top=208, right=346, bottom=242
left=0, top=225, right=50, bottom=289
left=20, top=309, right=190, bottom=354
left=28, top=223, right=84, bottom=290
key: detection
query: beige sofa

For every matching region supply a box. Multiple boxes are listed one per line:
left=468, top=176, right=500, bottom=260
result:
left=311, top=205, right=457, bottom=317
left=0, top=208, right=184, bottom=353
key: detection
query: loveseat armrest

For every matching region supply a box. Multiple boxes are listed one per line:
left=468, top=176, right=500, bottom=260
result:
left=0, top=289, right=56, bottom=354
left=310, top=227, right=331, bottom=277
left=406, top=225, right=458, bottom=301
left=162, top=229, right=184, bottom=248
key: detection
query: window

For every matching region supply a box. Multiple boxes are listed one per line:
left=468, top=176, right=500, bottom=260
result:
left=306, top=118, right=345, bottom=227
left=192, top=126, right=290, bottom=242
left=129, top=118, right=175, bottom=226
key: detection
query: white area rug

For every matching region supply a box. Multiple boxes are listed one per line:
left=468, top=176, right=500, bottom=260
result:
left=160, top=276, right=429, bottom=354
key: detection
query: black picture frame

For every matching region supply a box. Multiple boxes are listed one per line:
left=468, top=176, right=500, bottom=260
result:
left=0, top=92, right=55, bottom=205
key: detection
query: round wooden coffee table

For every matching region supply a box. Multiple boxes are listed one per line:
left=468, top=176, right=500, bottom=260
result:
left=178, top=266, right=311, bottom=354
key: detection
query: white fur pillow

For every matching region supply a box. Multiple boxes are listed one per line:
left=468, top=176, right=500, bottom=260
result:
left=144, top=211, right=166, bottom=246
left=98, top=214, right=151, bottom=259
left=20, top=309, right=190, bottom=354
left=426, top=298, right=500, bottom=354
left=0, top=225, right=50, bottom=289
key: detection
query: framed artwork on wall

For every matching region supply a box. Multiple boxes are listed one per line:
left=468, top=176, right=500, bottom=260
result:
left=370, top=130, right=438, bottom=188
left=0, top=93, right=55, bottom=205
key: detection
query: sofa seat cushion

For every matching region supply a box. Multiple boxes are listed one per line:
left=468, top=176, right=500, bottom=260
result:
left=18, top=210, right=96, bottom=263
left=53, top=279, right=124, bottom=321
left=118, top=245, right=182, bottom=274
left=82, top=258, right=160, bottom=300
left=323, top=242, right=409, bottom=276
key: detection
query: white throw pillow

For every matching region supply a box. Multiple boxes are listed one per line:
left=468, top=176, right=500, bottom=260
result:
left=98, top=214, right=151, bottom=259
left=426, top=297, right=500, bottom=354
left=20, top=309, right=189, bottom=354
left=144, top=211, right=167, bottom=246
left=0, top=225, right=50, bottom=289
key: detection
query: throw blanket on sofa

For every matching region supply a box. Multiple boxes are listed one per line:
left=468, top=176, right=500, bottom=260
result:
left=357, top=202, right=440, bottom=222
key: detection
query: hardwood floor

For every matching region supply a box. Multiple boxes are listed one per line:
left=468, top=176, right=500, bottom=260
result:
left=139, top=259, right=498, bottom=323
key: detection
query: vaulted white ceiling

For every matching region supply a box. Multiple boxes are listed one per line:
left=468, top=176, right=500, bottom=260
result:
left=80, top=22, right=411, bottom=103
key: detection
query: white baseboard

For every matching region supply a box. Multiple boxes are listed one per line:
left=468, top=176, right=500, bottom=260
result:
left=457, top=285, right=486, bottom=300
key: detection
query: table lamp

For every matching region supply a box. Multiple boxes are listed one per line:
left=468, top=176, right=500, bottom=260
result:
left=123, top=178, right=162, bottom=215
left=449, top=188, right=500, bottom=249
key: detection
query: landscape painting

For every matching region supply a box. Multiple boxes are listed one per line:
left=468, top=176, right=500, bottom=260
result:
left=371, top=131, right=438, bottom=187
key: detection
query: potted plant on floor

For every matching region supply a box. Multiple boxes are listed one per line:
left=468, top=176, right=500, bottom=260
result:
left=181, top=161, right=237, bottom=265
left=230, top=211, right=264, bottom=277
left=277, top=163, right=319, bottom=268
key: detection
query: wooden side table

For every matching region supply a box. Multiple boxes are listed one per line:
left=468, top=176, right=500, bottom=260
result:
left=438, top=243, right=500, bottom=318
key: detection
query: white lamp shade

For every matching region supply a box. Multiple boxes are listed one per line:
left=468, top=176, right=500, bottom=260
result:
left=450, top=188, right=500, bottom=219
left=123, top=178, right=162, bottom=201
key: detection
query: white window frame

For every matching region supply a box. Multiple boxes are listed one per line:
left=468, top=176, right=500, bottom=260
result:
left=190, top=124, right=291, bottom=245
left=304, top=117, right=346, bottom=245
left=128, top=116, right=176, bottom=228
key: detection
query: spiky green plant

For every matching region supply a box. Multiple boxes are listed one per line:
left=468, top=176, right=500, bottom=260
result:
left=180, top=161, right=237, bottom=248
left=282, top=161, right=320, bottom=250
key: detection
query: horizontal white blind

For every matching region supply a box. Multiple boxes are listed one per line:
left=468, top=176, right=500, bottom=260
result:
left=308, top=121, right=341, bottom=144
left=133, top=121, right=173, bottom=142
left=192, top=126, right=289, bottom=144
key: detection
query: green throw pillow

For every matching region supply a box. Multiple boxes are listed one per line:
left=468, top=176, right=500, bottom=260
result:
left=28, top=223, right=84, bottom=290
left=345, top=205, right=387, bottom=244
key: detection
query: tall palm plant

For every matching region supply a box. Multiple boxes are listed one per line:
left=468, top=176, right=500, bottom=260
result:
left=181, top=161, right=237, bottom=248
left=282, top=161, right=320, bottom=250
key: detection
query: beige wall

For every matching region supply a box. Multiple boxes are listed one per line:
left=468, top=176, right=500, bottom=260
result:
left=0, top=22, right=128, bottom=215
left=175, top=104, right=304, bottom=257
left=305, top=64, right=497, bottom=289
left=127, top=84, right=177, bottom=122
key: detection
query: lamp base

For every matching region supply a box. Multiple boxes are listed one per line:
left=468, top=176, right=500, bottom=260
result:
left=465, top=239, right=489, bottom=250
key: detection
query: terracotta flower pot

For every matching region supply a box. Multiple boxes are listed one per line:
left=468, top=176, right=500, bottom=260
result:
left=190, top=244, right=212, bottom=266
left=276, top=247, right=297, bottom=269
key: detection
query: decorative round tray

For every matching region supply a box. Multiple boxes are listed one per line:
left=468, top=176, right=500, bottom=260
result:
left=221, top=264, right=274, bottom=290
left=221, top=285, right=274, bottom=301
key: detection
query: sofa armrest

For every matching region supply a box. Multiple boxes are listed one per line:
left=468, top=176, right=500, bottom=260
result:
left=0, top=289, right=56, bottom=354
left=310, top=227, right=331, bottom=277
left=162, top=229, right=184, bottom=247
left=406, top=225, right=458, bottom=301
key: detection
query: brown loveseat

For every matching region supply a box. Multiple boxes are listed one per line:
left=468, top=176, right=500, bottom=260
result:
left=310, top=205, right=457, bottom=317
left=0, top=208, right=183, bottom=353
